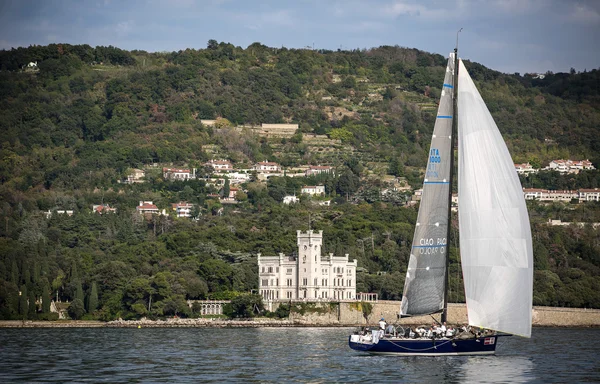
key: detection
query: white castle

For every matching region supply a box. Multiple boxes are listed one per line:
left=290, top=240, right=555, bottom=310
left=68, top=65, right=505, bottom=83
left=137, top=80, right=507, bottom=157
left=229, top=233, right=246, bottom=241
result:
left=258, top=230, right=357, bottom=301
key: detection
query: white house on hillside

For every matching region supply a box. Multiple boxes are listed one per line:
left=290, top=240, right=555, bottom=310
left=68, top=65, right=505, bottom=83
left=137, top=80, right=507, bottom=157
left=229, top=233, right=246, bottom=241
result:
left=579, top=188, right=600, bottom=202
left=127, top=169, right=145, bottom=183
left=301, top=185, right=325, bottom=196
left=206, top=160, right=234, bottom=172
left=137, top=201, right=159, bottom=214
left=92, top=204, right=117, bottom=214
left=305, top=165, right=334, bottom=177
left=163, top=168, right=193, bottom=180
left=522, top=189, right=578, bottom=202
left=514, top=163, right=538, bottom=175
left=227, top=172, right=250, bottom=184
left=172, top=202, right=194, bottom=217
left=547, top=159, right=595, bottom=174
left=283, top=195, right=299, bottom=204
left=254, top=161, right=281, bottom=173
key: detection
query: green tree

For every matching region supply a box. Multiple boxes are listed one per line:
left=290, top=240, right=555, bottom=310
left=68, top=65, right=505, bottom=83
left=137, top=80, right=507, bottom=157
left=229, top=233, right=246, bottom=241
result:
left=207, top=39, right=218, bottom=50
left=18, top=285, right=28, bottom=319
left=224, top=294, right=264, bottom=318
left=75, top=280, right=84, bottom=304
left=182, top=272, right=208, bottom=299
left=88, top=282, right=98, bottom=313
left=388, top=157, right=405, bottom=177
left=42, top=280, right=51, bottom=314
left=0, top=281, right=19, bottom=319
left=337, top=170, right=359, bottom=196
left=199, top=259, right=232, bottom=292
left=382, top=86, right=396, bottom=100
left=223, top=178, right=230, bottom=199
left=10, top=261, right=18, bottom=285
left=342, top=76, right=356, bottom=88
left=528, top=157, right=542, bottom=170
left=68, top=298, right=86, bottom=320
left=28, top=290, right=37, bottom=318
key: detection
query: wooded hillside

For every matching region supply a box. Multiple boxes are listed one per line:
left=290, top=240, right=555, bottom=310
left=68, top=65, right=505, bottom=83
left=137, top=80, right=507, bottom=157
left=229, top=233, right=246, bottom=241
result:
left=0, top=41, right=599, bottom=320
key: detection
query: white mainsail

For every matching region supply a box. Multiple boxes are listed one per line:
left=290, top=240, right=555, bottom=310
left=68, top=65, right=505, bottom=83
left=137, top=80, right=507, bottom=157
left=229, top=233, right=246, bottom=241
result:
left=401, top=53, right=455, bottom=316
left=457, top=59, right=533, bottom=337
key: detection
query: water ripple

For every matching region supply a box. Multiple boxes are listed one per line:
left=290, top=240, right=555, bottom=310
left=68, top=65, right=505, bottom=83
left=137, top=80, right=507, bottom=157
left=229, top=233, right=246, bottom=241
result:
left=1, top=327, right=599, bottom=383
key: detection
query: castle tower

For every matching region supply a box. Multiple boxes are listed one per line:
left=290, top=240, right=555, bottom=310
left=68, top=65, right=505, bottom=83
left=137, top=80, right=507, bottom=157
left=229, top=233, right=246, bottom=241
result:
left=296, top=230, right=322, bottom=299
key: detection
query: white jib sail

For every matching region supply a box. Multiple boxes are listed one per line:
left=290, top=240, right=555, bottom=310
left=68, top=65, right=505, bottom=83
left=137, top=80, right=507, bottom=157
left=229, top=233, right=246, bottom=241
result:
left=457, top=59, right=533, bottom=337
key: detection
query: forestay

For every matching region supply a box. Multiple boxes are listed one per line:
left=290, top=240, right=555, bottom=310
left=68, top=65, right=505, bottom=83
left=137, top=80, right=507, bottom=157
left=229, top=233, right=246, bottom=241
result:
left=400, top=53, right=455, bottom=317
left=457, top=59, right=533, bottom=337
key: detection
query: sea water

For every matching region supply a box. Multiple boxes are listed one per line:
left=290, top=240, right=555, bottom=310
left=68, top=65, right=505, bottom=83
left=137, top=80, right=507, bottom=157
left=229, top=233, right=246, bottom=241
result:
left=1, top=327, right=598, bottom=382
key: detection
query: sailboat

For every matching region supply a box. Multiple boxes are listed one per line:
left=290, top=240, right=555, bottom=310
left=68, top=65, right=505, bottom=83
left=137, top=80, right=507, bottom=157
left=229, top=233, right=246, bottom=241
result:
left=349, top=45, right=533, bottom=356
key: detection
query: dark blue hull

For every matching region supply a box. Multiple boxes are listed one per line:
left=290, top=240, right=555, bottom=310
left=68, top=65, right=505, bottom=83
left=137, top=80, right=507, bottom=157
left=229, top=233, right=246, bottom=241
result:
left=348, top=335, right=499, bottom=356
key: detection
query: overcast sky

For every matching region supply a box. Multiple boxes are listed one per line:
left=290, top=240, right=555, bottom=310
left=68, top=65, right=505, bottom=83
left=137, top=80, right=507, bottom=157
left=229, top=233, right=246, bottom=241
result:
left=1, top=0, right=599, bottom=74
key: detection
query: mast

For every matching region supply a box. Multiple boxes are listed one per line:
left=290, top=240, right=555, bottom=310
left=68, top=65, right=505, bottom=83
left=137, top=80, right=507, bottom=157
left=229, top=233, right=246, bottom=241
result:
left=442, top=28, right=462, bottom=324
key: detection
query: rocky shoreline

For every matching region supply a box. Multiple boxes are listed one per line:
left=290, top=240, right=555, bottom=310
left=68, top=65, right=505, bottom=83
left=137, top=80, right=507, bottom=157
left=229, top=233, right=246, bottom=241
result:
left=107, top=318, right=332, bottom=328
left=2, top=315, right=600, bottom=329
left=2, top=304, right=600, bottom=328
left=0, top=318, right=353, bottom=328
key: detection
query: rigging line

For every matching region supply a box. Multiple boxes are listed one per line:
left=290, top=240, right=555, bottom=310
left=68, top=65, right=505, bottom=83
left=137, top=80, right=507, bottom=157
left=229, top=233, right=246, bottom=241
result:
left=430, top=314, right=442, bottom=325
left=386, top=339, right=453, bottom=351
left=495, top=336, right=508, bottom=350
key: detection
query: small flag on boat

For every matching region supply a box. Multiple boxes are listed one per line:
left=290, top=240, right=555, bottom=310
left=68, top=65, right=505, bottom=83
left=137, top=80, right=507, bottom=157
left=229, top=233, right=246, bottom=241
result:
left=484, top=337, right=495, bottom=345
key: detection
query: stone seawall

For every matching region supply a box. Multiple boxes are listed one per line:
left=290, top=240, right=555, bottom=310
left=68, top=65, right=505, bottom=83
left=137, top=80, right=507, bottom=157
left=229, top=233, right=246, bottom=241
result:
left=335, top=301, right=600, bottom=327
left=1, top=304, right=599, bottom=328
left=0, top=320, right=106, bottom=328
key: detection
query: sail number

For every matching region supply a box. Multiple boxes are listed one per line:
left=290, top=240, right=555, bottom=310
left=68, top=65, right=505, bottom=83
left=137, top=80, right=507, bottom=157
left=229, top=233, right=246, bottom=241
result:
left=426, top=148, right=442, bottom=178
left=429, top=148, right=442, bottom=163
left=418, top=238, right=446, bottom=255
